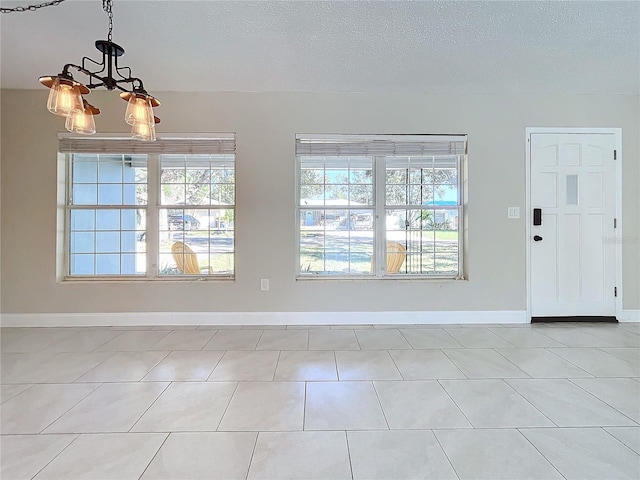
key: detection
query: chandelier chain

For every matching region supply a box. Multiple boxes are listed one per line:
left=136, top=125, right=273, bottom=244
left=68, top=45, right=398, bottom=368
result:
left=3, top=0, right=115, bottom=44
left=0, top=0, right=67, bottom=14
left=102, top=0, right=113, bottom=42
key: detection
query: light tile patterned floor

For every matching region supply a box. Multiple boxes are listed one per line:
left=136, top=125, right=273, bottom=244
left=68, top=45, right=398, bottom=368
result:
left=1, top=322, right=639, bottom=479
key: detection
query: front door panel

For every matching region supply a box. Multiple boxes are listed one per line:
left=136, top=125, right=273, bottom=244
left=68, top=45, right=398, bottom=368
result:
left=530, top=133, right=616, bottom=317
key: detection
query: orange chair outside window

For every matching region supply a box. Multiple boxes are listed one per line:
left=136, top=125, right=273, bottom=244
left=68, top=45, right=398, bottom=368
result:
left=371, top=241, right=407, bottom=274
left=171, top=241, right=201, bottom=274
left=385, top=241, right=407, bottom=274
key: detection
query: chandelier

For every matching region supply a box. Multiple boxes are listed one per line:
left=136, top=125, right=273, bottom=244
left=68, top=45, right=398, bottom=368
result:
left=3, top=0, right=160, bottom=141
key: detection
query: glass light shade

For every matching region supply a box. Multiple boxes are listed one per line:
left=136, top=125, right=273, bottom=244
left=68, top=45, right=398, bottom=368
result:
left=125, top=95, right=153, bottom=126
left=65, top=106, right=96, bottom=135
left=131, top=120, right=156, bottom=142
left=46, top=78, right=83, bottom=117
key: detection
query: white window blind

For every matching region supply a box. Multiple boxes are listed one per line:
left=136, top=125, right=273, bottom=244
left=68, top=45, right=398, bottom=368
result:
left=385, top=156, right=458, bottom=168
left=296, top=134, right=467, bottom=157
left=59, top=133, right=236, bottom=155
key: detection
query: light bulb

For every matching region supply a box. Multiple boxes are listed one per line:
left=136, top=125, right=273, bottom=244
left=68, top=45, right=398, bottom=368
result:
left=46, top=78, right=83, bottom=117
left=131, top=120, right=156, bottom=142
left=125, top=95, right=153, bottom=126
left=65, top=104, right=96, bottom=135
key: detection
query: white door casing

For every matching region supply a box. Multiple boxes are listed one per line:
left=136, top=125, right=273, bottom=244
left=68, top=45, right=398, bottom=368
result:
left=527, top=130, right=619, bottom=318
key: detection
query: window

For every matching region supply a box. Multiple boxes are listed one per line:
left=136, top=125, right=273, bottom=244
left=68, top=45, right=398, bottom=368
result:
left=61, top=135, right=235, bottom=279
left=296, top=134, right=466, bottom=278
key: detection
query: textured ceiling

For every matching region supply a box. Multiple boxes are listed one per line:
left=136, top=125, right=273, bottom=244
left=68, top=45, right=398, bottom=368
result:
left=1, top=0, right=638, bottom=94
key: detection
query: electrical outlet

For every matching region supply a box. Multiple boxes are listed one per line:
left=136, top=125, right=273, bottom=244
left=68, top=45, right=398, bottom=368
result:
left=507, top=207, right=520, bottom=219
left=260, top=279, right=270, bottom=291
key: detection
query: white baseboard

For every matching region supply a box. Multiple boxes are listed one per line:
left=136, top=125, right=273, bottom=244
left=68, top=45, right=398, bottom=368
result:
left=0, top=310, right=528, bottom=327
left=618, top=310, right=640, bottom=322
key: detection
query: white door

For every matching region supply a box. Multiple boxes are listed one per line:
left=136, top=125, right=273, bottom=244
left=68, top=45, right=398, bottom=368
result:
left=529, top=133, right=616, bottom=318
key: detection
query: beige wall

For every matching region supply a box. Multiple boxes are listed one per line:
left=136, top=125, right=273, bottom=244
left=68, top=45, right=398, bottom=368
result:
left=1, top=89, right=638, bottom=315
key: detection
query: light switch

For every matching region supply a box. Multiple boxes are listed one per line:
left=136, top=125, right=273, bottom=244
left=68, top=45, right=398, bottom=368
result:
left=507, top=207, right=520, bottom=219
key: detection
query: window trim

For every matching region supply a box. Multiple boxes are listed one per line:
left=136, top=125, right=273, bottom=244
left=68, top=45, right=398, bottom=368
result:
left=380, top=154, right=464, bottom=279
left=295, top=134, right=466, bottom=280
left=60, top=134, right=236, bottom=282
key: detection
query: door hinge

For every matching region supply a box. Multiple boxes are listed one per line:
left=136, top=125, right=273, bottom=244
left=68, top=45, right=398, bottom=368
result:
left=614, top=218, right=617, bottom=228
left=615, top=287, right=618, bottom=297
left=614, top=150, right=617, bottom=160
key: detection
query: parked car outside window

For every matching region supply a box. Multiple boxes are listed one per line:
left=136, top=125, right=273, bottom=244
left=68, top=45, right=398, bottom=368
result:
left=169, top=214, right=200, bottom=230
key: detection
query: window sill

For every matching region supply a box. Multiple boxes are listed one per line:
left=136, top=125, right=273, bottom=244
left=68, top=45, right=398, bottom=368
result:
left=62, top=275, right=235, bottom=283
left=296, top=274, right=464, bottom=282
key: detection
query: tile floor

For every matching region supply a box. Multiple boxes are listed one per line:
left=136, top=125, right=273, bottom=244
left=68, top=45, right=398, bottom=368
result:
left=1, top=322, right=639, bottom=479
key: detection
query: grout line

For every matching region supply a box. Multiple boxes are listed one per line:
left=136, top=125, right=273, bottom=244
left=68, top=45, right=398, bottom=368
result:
left=516, top=428, right=568, bottom=480
left=431, top=429, right=462, bottom=480
left=69, top=351, right=118, bottom=383
left=36, top=383, right=104, bottom=434
left=530, top=327, right=571, bottom=346
left=386, top=349, right=405, bottom=380
left=344, top=430, right=355, bottom=480
left=201, top=328, right=221, bottom=350
left=440, top=328, right=465, bottom=348
left=490, top=348, right=531, bottom=378
left=127, top=381, right=173, bottom=432
left=273, top=350, right=282, bottom=381
left=543, top=348, right=597, bottom=377
left=245, top=431, right=261, bottom=480
left=567, top=378, right=640, bottom=424
left=485, top=326, right=522, bottom=348
left=138, top=431, right=171, bottom=479
left=397, top=328, right=415, bottom=349
left=436, top=379, right=474, bottom=428
left=370, top=380, right=391, bottom=430
left=89, top=330, right=127, bottom=352
left=254, top=329, right=266, bottom=351
left=499, top=378, right=558, bottom=427
left=600, top=347, right=640, bottom=363
left=138, top=351, right=172, bottom=383
left=215, top=381, right=241, bottom=431
left=353, top=330, right=362, bottom=350
left=0, top=383, right=35, bottom=404
left=601, top=426, right=640, bottom=454
left=206, top=350, right=229, bottom=381
left=144, top=329, right=173, bottom=350
left=303, top=381, right=307, bottom=431
left=439, top=349, right=469, bottom=379
left=29, top=433, right=81, bottom=478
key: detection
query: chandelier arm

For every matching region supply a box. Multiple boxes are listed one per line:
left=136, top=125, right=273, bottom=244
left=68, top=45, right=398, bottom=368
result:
left=114, top=65, right=133, bottom=82
left=112, top=54, right=143, bottom=89
left=61, top=63, right=82, bottom=76
left=63, top=63, right=144, bottom=93
left=80, top=55, right=107, bottom=76
left=63, top=63, right=106, bottom=89
left=99, top=77, right=142, bottom=92
left=90, top=82, right=130, bottom=94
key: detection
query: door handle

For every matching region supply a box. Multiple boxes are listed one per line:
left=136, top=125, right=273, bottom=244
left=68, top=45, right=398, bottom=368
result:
left=533, top=235, right=543, bottom=242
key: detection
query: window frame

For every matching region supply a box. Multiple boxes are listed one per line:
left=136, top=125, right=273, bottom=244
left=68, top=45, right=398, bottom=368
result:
left=60, top=134, right=236, bottom=281
left=296, top=155, right=376, bottom=276
left=295, top=134, right=466, bottom=280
